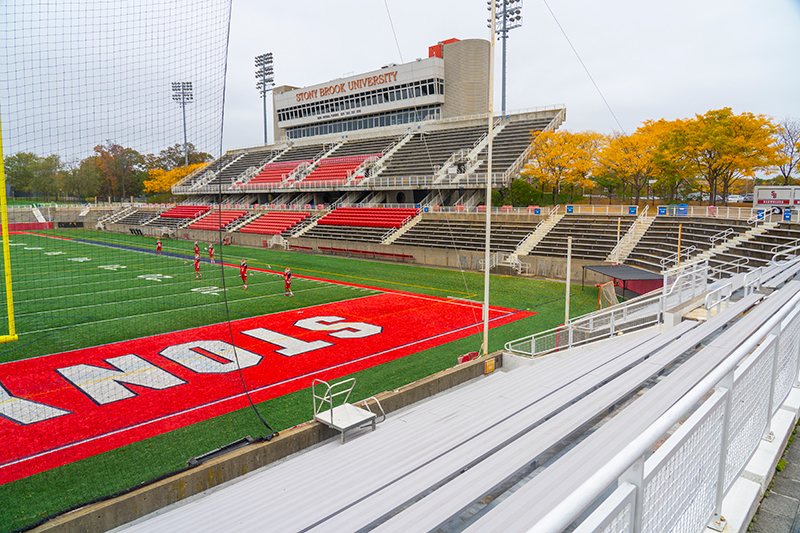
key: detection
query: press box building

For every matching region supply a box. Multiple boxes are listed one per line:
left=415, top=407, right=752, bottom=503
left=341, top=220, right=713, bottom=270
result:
left=173, top=38, right=565, bottom=207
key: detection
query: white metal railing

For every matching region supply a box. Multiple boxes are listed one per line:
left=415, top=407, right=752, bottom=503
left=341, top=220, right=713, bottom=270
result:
left=744, top=267, right=763, bottom=296
left=660, top=245, right=696, bottom=267
left=772, top=244, right=800, bottom=263
left=540, top=290, right=800, bottom=533
left=709, top=256, right=750, bottom=279
left=661, top=260, right=709, bottom=311
left=705, top=282, right=732, bottom=320
left=709, top=227, right=735, bottom=246
left=504, top=107, right=566, bottom=181
left=608, top=205, right=650, bottom=262
left=505, top=261, right=708, bottom=357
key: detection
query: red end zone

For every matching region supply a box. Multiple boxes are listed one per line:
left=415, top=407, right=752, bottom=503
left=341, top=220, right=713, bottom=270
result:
left=0, top=292, right=532, bottom=483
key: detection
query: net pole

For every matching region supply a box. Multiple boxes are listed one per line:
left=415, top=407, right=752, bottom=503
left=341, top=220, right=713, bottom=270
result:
left=482, top=0, right=496, bottom=357
left=0, top=108, right=18, bottom=343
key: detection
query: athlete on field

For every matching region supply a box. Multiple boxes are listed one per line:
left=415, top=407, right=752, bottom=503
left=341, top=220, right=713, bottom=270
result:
left=156, top=239, right=162, bottom=255
left=194, top=253, right=202, bottom=279
left=208, top=243, right=215, bottom=265
left=240, top=259, right=248, bottom=290
left=284, top=267, right=293, bottom=297
left=194, top=241, right=200, bottom=256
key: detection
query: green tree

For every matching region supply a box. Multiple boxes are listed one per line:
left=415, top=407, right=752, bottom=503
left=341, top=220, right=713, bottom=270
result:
left=153, top=143, right=214, bottom=170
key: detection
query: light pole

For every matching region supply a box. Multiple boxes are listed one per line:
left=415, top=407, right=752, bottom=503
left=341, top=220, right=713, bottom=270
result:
left=255, top=53, right=275, bottom=145
left=488, top=0, right=522, bottom=116
left=171, top=81, right=193, bottom=167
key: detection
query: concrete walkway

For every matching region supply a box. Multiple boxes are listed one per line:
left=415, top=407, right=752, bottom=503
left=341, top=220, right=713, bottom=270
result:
left=751, top=422, right=800, bottom=533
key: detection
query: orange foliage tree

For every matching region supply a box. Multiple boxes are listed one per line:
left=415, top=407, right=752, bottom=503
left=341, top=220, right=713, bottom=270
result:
left=521, top=130, right=601, bottom=204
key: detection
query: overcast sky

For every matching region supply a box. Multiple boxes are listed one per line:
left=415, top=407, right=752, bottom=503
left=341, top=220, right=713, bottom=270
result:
left=221, top=0, right=800, bottom=152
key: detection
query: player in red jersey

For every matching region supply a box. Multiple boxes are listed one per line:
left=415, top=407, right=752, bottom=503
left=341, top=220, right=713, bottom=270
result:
left=240, top=259, right=248, bottom=289
left=194, top=241, right=199, bottom=256
left=208, top=243, right=215, bottom=265
left=156, top=239, right=162, bottom=255
left=283, top=267, right=293, bottom=297
left=194, top=253, right=202, bottom=279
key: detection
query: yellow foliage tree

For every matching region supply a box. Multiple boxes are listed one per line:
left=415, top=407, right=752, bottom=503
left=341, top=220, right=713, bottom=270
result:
left=143, top=162, right=208, bottom=194
left=661, top=108, right=783, bottom=205
left=598, top=121, right=671, bottom=205
left=521, top=130, right=601, bottom=204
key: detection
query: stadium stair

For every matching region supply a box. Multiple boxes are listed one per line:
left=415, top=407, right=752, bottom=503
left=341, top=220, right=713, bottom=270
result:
left=606, top=211, right=657, bottom=263
left=290, top=213, right=325, bottom=238
left=367, top=130, right=417, bottom=180
left=693, top=220, right=780, bottom=263
left=515, top=208, right=564, bottom=256
left=228, top=212, right=261, bottom=232
left=382, top=211, right=424, bottom=244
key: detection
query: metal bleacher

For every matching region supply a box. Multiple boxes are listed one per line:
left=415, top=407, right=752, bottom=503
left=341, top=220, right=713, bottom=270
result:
left=119, top=255, right=800, bottom=533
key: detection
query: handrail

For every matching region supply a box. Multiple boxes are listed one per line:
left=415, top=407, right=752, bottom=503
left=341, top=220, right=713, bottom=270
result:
left=660, top=245, right=696, bottom=267
left=771, top=237, right=800, bottom=254
left=709, top=227, right=735, bottom=245
left=533, top=289, right=800, bottom=533
left=743, top=267, right=763, bottom=296
left=704, top=282, right=732, bottom=320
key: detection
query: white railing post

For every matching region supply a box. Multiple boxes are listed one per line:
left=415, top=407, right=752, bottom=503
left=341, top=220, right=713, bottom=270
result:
left=618, top=453, right=645, bottom=533
left=765, top=325, right=782, bottom=442
left=708, top=370, right=734, bottom=531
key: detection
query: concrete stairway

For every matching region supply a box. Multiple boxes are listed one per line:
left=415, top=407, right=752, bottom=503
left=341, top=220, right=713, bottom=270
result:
left=383, top=212, right=424, bottom=245
left=606, top=214, right=657, bottom=263
left=514, top=210, right=564, bottom=257
left=694, top=220, right=781, bottom=262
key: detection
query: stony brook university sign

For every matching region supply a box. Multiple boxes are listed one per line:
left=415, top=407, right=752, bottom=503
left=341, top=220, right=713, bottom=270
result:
left=0, top=292, right=530, bottom=483
left=296, top=71, right=399, bottom=102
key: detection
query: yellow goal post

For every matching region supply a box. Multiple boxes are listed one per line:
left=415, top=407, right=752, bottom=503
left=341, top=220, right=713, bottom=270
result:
left=0, top=108, right=18, bottom=343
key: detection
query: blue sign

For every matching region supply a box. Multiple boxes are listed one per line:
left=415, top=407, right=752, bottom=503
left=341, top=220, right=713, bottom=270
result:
left=658, top=206, right=668, bottom=216
left=784, top=209, right=792, bottom=221
left=566, top=205, right=574, bottom=214
left=757, top=209, right=765, bottom=220
left=534, top=208, right=541, bottom=215
left=677, top=204, right=688, bottom=216
left=423, top=206, right=429, bottom=213
left=628, top=206, right=637, bottom=215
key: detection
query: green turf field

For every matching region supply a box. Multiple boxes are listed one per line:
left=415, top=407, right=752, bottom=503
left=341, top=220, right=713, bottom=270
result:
left=0, top=229, right=599, bottom=531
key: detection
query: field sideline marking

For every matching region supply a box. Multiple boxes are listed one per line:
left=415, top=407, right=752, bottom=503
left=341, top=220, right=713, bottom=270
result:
left=0, top=308, right=522, bottom=470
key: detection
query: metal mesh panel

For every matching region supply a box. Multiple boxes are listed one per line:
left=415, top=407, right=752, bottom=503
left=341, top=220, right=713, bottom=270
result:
left=641, top=393, right=725, bottom=533
left=773, top=311, right=800, bottom=415
left=725, top=341, right=774, bottom=491
left=574, top=484, right=635, bottom=533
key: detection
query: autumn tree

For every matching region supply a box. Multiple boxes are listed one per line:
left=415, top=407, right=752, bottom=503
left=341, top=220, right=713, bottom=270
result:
left=522, top=130, right=601, bottom=204
left=774, top=118, right=800, bottom=185
left=661, top=108, right=782, bottom=205
left=152, top=143, right=214, bottom=170
left=143, top=162, right=208, bottom=195
left=597, top=121, right=671, bottom=205
left=94, top=142, right=146, bottom=199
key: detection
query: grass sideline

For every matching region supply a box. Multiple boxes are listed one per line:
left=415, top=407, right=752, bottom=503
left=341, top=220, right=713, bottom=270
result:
left=0, top=230, right=599, bottom=531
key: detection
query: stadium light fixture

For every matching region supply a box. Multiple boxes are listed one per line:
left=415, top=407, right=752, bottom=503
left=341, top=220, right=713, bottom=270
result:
left=255, top=53, right=275, bottom=145
left=487, top=0, right=523, bottom=115
left=171, top=81, right=194, bottom=167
